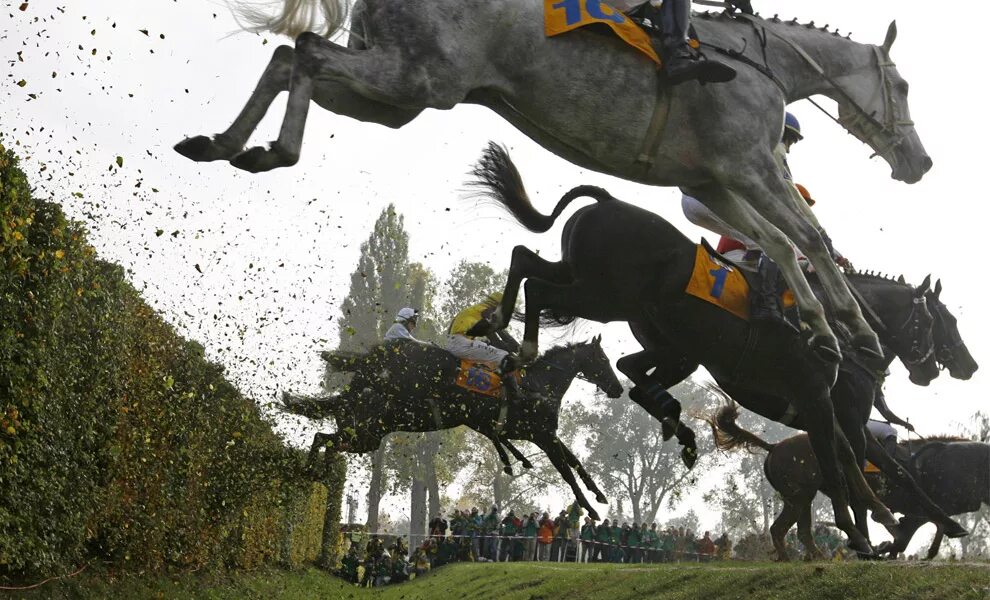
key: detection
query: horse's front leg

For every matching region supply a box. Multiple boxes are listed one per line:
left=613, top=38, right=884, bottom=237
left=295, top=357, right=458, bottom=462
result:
left=730, top=172, right=881, bottom=358
left=555, top=437, right=607, bottom=504
left=493, top=246, right=572, bottom=330
left=687, top=183, right=840, bottom=365
left=478, top=428, right=515, bottom=475
left=176, top=45, right=294, bottom=162
left=532, top=434, right=600, bottom=521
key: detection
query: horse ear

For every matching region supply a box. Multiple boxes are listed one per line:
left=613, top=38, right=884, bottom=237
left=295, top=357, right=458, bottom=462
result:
left=593, top=334, right=602, bottom=345
left=897, top=274, right=906, bottom=284
left=934, top=279, right=943, bottom=300
left=916, top=274, right=931, bottom=296
left=881, top=20, right=897, bottom=53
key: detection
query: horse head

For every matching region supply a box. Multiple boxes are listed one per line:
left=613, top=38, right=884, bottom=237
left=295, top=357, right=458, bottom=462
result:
left=857, top=272, right=938, bottom=385
left=837, top=21, right=932, bottom=184
left=576, top=335, right=624, bottom=399
left=926, top=279, right=979, bottom=380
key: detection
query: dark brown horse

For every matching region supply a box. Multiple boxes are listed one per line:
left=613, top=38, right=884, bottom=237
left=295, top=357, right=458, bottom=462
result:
left=471, top=143, right=922, bottom=553
left=870, top=437, right=989, bottom=559
left=712, top=403, right=987, bottom=560
left=282, top=337, right=623, bottom=519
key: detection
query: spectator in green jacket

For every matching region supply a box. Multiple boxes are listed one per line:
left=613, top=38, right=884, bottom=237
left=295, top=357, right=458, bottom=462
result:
left=594, top=518, right=612, bottom=562
left=499, top=511, right=520, bottom=562
left=610, top=522, right=623, bottom=563
left=523, top=512, right=539, bottom=561
left=579, top=517, right=596, bottom=563
left=482, top=506, right=500, bottom=560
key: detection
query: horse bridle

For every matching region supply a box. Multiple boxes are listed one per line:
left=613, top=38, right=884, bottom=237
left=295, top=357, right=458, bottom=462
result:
left=886, top=295, right=936, bottom=368
left=731, top=14, right=913, bottom=159
left=930, top=302, right=966, bottom=372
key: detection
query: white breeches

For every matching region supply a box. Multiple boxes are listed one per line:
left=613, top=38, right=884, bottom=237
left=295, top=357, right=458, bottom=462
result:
left=681, top=194, right=759, bottom=250
left=445, top=335, right=508, bottom=366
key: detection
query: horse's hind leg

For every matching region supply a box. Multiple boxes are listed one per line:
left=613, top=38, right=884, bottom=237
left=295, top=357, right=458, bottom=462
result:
left=479, top=428, right=515, bottom=474
left=175, top=45, right=295, bottom=162
left=501, top=439, right=534, bottom=470
left=520, top=279, right=594, bottom=362
left=231, top=32, right=454, bottom=173
left=493, top=246, right=572, bottom=330
left=770, top=502, right=801, bottom=561
left=796, top=503, right=825, bottom=560
left=532, top=434, right=600, bottom=521
left=555, top=437, right=607, bottom=504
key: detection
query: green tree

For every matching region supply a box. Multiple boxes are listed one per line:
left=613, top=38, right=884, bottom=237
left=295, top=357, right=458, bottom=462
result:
left=578, top=382, right=722, bottom=526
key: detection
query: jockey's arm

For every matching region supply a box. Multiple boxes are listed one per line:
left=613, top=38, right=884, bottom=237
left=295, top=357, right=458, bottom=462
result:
left=464, top=318, right=494, bottom=338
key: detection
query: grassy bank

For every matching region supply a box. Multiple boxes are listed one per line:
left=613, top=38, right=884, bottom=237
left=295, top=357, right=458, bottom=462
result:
left=21, top=561, right=990, bottom=600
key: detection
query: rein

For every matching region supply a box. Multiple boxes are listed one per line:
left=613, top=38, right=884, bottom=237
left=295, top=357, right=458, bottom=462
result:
left=844, top=275, right=934, bottom=366
left=706, top=13, right=911, bottom=156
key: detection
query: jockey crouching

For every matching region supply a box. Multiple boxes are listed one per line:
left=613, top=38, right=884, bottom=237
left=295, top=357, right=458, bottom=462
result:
left=445, top=292, right=526, bottom=409
left=616, top=0, right=743, bottom=85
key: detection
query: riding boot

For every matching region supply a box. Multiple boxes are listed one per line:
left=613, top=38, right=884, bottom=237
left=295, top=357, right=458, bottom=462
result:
left=657, top=0, right=736, bottom=85
left=751, top=254, right=784, bottom=324
left=499, top=355, right=526, bottom=413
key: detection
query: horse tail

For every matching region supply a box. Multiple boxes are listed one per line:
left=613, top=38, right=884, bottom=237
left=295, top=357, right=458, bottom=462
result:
left=708, top=399, right=775, bottom=453
left=235, top=0, right=350, bottom=39
left=470, top=141, right=615, bottom=233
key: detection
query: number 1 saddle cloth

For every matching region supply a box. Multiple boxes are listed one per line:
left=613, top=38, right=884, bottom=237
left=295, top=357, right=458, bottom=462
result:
left=685, top=242, right=796, bottom=321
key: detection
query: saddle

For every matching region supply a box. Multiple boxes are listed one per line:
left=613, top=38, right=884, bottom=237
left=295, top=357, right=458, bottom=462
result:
left=685, top=240, right=799, bottom=330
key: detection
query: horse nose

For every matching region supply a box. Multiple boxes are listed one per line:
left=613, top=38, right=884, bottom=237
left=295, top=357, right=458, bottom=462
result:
left=921, top=155, right=933, bottom=173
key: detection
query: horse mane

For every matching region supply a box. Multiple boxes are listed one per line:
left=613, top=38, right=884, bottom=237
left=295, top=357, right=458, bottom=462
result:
left=845, top=269, right=908, bottom=285
left=541, top=340, right=589, bottom=360
left=697, top=10, right=854, bottom=40
left=919, top=434, right=970, bottom=443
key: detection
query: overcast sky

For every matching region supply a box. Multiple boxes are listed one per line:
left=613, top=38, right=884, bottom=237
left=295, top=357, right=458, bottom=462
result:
left=2, top=1, right=985, bottom=547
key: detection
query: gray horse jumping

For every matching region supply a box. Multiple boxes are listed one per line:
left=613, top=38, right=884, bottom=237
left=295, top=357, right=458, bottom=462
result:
left=176, top=1, right=929, bottom=363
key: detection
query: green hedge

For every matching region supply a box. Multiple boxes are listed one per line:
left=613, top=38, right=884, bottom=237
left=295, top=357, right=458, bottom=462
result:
left=0, top=141, right=341, bottom=581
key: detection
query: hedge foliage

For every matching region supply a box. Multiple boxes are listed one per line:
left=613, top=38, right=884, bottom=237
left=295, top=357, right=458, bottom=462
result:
left=0, top=141, right=340, bottom=581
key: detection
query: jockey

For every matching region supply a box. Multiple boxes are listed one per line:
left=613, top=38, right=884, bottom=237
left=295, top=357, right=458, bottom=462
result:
left=615, top=0, right=742, bottom=85
left=867, top=418, right=899, bottom=457
left=385, top=307, right=420, bottom=342
left=446, top=292, right=525, bottom=404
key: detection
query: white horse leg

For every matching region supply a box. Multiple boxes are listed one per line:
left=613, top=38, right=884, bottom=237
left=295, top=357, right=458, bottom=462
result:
left=687, top=184, right=839, bottom=360
left=732, top=173, right=882, bottom=357
left=230, top=32, right=463, bottom=173
left=175, top=45, right=295, bottom=162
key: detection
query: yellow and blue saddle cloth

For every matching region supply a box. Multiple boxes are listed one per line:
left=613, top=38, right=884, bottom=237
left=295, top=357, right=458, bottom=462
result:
left=685, top=243, right=795, bottom=321
left=544, top=0, right=661, bottom=65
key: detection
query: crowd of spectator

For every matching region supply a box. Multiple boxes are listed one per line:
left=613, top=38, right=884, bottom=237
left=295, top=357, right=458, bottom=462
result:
left=338, top=505, right=735, bottom=586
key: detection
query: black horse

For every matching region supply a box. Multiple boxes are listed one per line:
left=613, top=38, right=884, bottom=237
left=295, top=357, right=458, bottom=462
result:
left=282, top=337, right=623, bottom=519
left=470, top=143, right=908, bottom=552
left=871, top=437, right=989, bottom=559
left=713, top=404, right=989, bottom=561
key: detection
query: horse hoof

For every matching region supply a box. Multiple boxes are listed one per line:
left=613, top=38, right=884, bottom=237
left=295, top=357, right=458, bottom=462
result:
left=588, top=508, right=600, bottom=521
left=502, top=465, right=513, bottom=475
left=174, top=134, right=240, bottom=162
left=595, top=494, right=607, bottom=504
left=943, top=520, right=969, bottom=539
left=846, top=539, right=873, bottom=556
left=680, top=446, right=698, bottom=469
left=809, top=335, right=842, bottom=364
left=521, top=459, right=533, bottom=470
left=230, top=143, right=298, bottom=173
left=852, top=334, right=884, bottom=362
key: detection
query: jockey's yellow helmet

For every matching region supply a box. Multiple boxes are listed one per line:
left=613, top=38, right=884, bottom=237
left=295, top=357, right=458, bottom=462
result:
left=485, top=291, right=504, bottom=306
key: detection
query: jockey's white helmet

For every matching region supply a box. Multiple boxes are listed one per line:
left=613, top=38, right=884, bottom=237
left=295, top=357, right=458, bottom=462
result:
left=396, top=307, right=418, bottom=322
